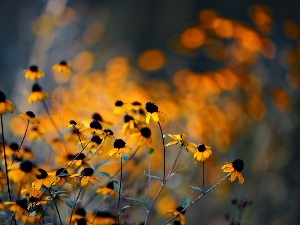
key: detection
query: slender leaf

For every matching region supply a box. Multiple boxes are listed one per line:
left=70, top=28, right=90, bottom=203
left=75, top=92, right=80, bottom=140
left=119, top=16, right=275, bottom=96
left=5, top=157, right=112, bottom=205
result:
left=64, top=198, right=75, bottom=208
left=113, top=181, right=121, bottom=193
left=189, top=185, right=203, bottom=193
left=118, top=205, right=130, bottom=212
left=182, top=194, right=190, bottom=208
left=144, top=171, right=163, bottom=182
left=170, top=168, right=183, bottom=177
left=124, top=197, right=148, bottom=209
left=148, top=148, right=154, bottom=155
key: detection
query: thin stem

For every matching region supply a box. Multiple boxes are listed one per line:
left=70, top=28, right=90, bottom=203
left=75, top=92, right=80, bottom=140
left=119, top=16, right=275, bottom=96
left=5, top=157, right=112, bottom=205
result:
left=69, top=185, right=84, bottom=225
left=41, top=99, right=69, bottom=154
left=157, top=121, right=166, bottom=182
left=73, top=125, right=83, bottom=148
left=163, top=173, right=231, bottom=225
left=91, top=195, right=107, bottom=224
left=11, top=120, right=29, bottom=165
left=147, top=147, right=151, bottom=206
left=202, top=161, right=205, bottom=189
left=117, top=157, right=123, bottom=223
left=144, top=147, right=183, bottom=224
left=46, top=187, right=63, bottom=225
left=59, top=72, right=63, bottom=135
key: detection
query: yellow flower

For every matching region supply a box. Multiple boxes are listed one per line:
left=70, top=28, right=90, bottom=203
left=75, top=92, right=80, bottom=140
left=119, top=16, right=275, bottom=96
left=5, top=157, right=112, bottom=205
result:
left=193, top=144, right=212, bottom=161
left=88, top=210, right=117, bottom=225
left=222, top=159, right=245, bottom=184
left=9, top=160, right=41, bottom=183
left=145, top=102, right=166, bottom=124
left=52, top=60, right=72, bottom=74
left=96, top=180, right=118, bottom=197
left=32, top=168, right=57, bottom=190
left=80, top=120, right=104, bottom=136
left=0, top=90, right=14, bottom=115
left=19, top=111, right=40, bottom=124
left=48, top=168, right=69, bottom=186
left=121, top=115, right=135, bottom=135
left=22, top=188, right=48, bottom=210
left=70, top=167, right=99, bottom=186
left=28, top=83, right=49, bottom=103
left=166, top=132, right=196, bottom=152
left=166, top=206, right=186, bottom=225
left=107, top=139, right=131, bottom=158
left=69, top=207, right=87, bottom=225
left=129, top=127, right=152, bottom=147
left=113, top=100, right=131, bottom=114
left=24, top=65, right=44, bottom=80
left=5, top=199, right=29, bottom=219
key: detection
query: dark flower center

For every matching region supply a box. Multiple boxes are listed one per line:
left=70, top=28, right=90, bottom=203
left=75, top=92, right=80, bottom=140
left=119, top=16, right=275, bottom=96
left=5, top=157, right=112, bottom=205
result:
left=145, top=102, right=158, bottom=113
left=176, top=206, right=186, bottom=215
left=197, top=144, right=206, bottom=152
left=36, top=168, right=48, bottom=179
left=115, top=100, right=123, bottom=107
left=113, top=139, right=126, bottom=149
left=91, top=135, right=102, bottom=145
left=0, top=91, right=6, bottom=102
left=75, top=207, right=87, bottom=217
left=29, top=65, right=38, bottom=72
left=173, top=221, right=181, bottom=225
left=104, top=129, right=113, bottom=136
left=29, top=196, right=39, bottom=203
left=232, top=159, right=244, bottom=172
left=56, top=168, right=68, bottom=177
left=140, top=127, right=151, bottom=138
left=23, top=147, right=32, bottom=152
left=67, top=154, right=75, bottom=160
left=77, top=218, right=87, bottom=225
left=32, top=83, right=43, bottom=92
left=9, top=142, right=19, bottom=151
left=90, top=120, right=102, bottom=130
left=16, top=198, right=28, bottom=210
left=59, top=60, right=67, bottom=65
left=74, top=153, right=86, bottom=160
left=106, top=180, right=118, bottom=190
left=26, top=111, right=35, bottom=118
left=92, top=113, right=103, bottom=121
left=81, top=168, right=94, bottom=176
left=20, top=160, right=34, bottom=173
left=70, top=120, right=77, bottom=125
left=132, top=101, right=141, bottom=106
left=124, top=115, right=134, bottom=123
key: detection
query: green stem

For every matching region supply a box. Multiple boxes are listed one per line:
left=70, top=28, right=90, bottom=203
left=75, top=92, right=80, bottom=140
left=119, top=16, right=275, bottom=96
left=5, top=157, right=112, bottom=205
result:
left=69, top=185, right=83, bottom=225
left=157, top=121, right=166, bottom=182
left=46, top=187, right=63, bottom=225
left=117, top=157, right=123, bottom=223
left=11, top=120, right=29, bottom=165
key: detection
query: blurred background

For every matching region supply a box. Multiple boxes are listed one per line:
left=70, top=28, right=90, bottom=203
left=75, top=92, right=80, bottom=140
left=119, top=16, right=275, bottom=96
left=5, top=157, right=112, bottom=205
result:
left=0, top=0, right=300, bottom=224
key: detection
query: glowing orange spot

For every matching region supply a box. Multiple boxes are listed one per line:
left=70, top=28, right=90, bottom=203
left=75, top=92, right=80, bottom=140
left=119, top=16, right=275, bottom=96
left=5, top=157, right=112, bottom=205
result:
left=180, top=27, right=206, bottom=49
left=212, top=18, right=234, bottom=38
left=234, top=24, right=262, bottom=52
left=204, top=39, right=225, bottom=60
left=73, top=51, right=95, bottom=73
left=261, top=38, right=276, bottom=59
left=247, top=95, right=266, bottom=120
left=272, top=88, right=291, bottom=112
left=83, top=22, right=106, bottom=45
left=173, top=69, right=192, bottom=89
left=156, top=195, right=177, bottom=214
left=249, top=5, right=272, bottom=33
left=32, top=14, right=54, bottom=35
left=283, top=20, right=299, bottom=40
left=138, top=49, right=166, bottom=71
left=106, top=57, right=130, bottom=79
left=198, top=9, right=219, bottom=27
left=54, top=7, right=76, bottom=26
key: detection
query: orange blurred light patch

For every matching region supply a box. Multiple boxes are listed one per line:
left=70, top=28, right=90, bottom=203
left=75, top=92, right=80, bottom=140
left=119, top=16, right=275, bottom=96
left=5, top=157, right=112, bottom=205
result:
left=272, top=88, right=291, bottom=112
left=180, top=27, right=206, bottom=49
left=249, top=4, right=273, bottom=33
left=247, top=95, right=266, bottom=121
left=83, top=22, right=106, bottom=45
left=73, top=51, right=95, bottom=73
left=283, top=19, right=299, bottom=40
left=212, top=18, right=234, bottom=38
left=138, top=49, right=166, bottom=71
left=198, top=9, right=219, bottom=27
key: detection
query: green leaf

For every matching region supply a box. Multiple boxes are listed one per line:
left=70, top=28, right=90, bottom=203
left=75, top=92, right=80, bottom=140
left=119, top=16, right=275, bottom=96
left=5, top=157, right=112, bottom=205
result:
left=170, top=168, right=183, bottom=177
left=144, top=171, right=163, bottom=182
left=148, top=148, right=154, bottom=155
left=118, top=205, right=130, bottom=213
left=189, top=185, right=203, bottom=193
left=64, top=198, right=75, bottom=208
left=124, top=197, right=148, bottom=209
left=96, top=171, right=111, bottom=178
left=29, top=211, right=36, bottom=217
left=181, top=194, right=190, bottom=208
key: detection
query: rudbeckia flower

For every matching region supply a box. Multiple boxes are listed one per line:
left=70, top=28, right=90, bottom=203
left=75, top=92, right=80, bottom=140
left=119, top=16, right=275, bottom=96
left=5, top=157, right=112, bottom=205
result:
left=32, top=168, right=57, bottom=190
left=107, top=139, right=131, bottom=158
left=19, top=111, right=40, bottom=124
left=166, top=206, right=186, bottom=225
left=69, top=207, right=87, bottom=225
left=27, top=126, right=45, bottom=140
left=222, top=159, right=244, bottom=184
left=66, top=120, right=83, bottom=130
left=113, top=100, right=131, bottom=114
left=145, top=102, right=166, bottom=124
left=19, top=146, right=35, bottom=159
left=52, top=60, right=72, bottom=74
left=131, top=101, right=143, bottom=111
left=0, top=90, right=14, bottom=115
left=76, top=218, right=92, bottom=225
left=21, top=188, right=48, bottom=210
left=96, top=180, right=118, bottom=197
left=121, top=115, right=135, bottom=135
left=80, top=120, right=104, bottom=136
left=48, top=167, right=69, bottom=186
left=129, top=127, right=152, bottom=147
left=193, top=144, right=212, bottom=161
left=24, top=65, right=44, bottom=80
left=9, top=160, right=41, bottom=183
left=70, top=167, right=99, bottom=186
left=28, top=83, right=49, bottom=103
left=5, top=198, right=29, bottom=219
left=165, top=132, right=196, bottom=152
